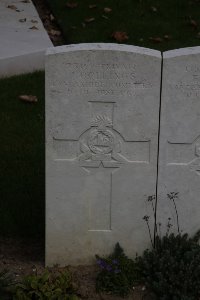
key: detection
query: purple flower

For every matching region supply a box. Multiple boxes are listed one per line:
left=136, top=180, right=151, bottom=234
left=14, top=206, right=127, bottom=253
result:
left=106, top=265, right=112, bottom=272
left=97, top=259, right=107, bottom=269
left=97, top=259, right=102, bottom=265
left=112, top=259, right=118, bottom=265
left=114, top=269, right=121, bottom=274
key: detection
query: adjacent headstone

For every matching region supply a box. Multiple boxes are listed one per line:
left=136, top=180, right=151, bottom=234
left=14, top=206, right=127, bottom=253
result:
left=158, top=47, right=200, bottom=235
left=46, top=43, right=161, bottom=266
left=0, top=0, right=53, bottom=77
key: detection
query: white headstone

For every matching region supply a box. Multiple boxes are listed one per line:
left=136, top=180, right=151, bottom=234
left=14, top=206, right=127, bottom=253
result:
left=46, top=43, right=161, bottom=266
left=158, top=47, right=200, bottom=235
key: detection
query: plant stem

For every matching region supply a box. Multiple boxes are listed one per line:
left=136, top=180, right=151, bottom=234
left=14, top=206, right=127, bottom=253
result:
left=172, top=199, right=180, bottom=234
left=146, top=221, right=154, bottom=248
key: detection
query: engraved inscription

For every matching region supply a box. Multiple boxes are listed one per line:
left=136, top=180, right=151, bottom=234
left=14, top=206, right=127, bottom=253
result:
left=169, top=64, right=200, bottom=98
left=63, top=62, right=153, bottom=96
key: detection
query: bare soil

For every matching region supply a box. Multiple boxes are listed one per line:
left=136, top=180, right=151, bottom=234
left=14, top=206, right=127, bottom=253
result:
left=0, top=238, right=155, bottom=300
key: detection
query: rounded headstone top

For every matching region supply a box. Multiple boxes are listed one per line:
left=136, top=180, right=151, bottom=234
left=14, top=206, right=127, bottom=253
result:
left=164, top=46, right=200, bottom=58
left=46, top=43, right=161, bottom=58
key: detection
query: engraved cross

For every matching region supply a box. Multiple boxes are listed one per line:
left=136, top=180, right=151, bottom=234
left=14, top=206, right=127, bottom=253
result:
left=53, top=101, right=150, bottom=230
left=167, top=135, right=200, bottom=176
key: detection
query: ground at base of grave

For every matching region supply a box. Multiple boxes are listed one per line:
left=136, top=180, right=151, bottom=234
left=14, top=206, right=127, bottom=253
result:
left=0, top=238, right=154, bottom=300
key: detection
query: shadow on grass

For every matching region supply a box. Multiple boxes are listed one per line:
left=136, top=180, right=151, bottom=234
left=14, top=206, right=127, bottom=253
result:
left=0, top=71, right=45, bottom=238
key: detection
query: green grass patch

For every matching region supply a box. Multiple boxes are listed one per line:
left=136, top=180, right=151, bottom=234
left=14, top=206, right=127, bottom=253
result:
left=0, top=72, right=45, bottom=237
left=47, top=0, right=200, bottom=51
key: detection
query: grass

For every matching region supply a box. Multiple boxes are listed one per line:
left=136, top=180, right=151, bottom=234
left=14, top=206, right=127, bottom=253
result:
left=0, top=72, right=45, bottom=237
left=47, top=0, right=200, bottom=51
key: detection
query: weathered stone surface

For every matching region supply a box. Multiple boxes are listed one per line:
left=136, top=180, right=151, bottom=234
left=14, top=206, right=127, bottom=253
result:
left=158, top=47, right=200, bottom=235
left=46, top=43, right=161, bottom=266
left=0, top=0, right=53, bottom=77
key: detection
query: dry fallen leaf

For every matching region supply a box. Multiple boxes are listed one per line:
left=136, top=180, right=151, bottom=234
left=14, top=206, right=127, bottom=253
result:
left=66, top=2, right=78, bottom=8
left=104, top=7, right=112, bottom=13
left=7, top=4, right=17, bottom=10
left=102, top=15, right=109, bottom=19
left=19, top=95, right=38, bottom=103
left=164, top=34, right=172, bottom=40
left=50, top=14, right=55, bottom=21
left=112, top=31, right=129, bottom=42
left=29, top=26, right=38, bottom=30
left=149, top=36, right=163, bottom=43
left=190, top=19, right=198, bottom=29
left=89, top=4, right=97, bottom=9
left=19, top=18, right=26, bottom=22
left=49, top=29, right=61, bottom=36
left=84, top=17, right=95, bottom=23
left=151, top=6, right=157, bottom=12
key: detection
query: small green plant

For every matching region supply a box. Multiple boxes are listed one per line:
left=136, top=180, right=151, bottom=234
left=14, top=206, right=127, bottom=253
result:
left=95, top=243, right=136, bottom=297
left=135, top=231, right=200, bottom=300
left=14, top=269, right=79, bottom=300
left=96, top=193, right=200, bottom=299
left=0, top=269, right=13, bottom=298
left=143, top=192, right=180, bottom=249
left=135, top=193, right=200, bottom=300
